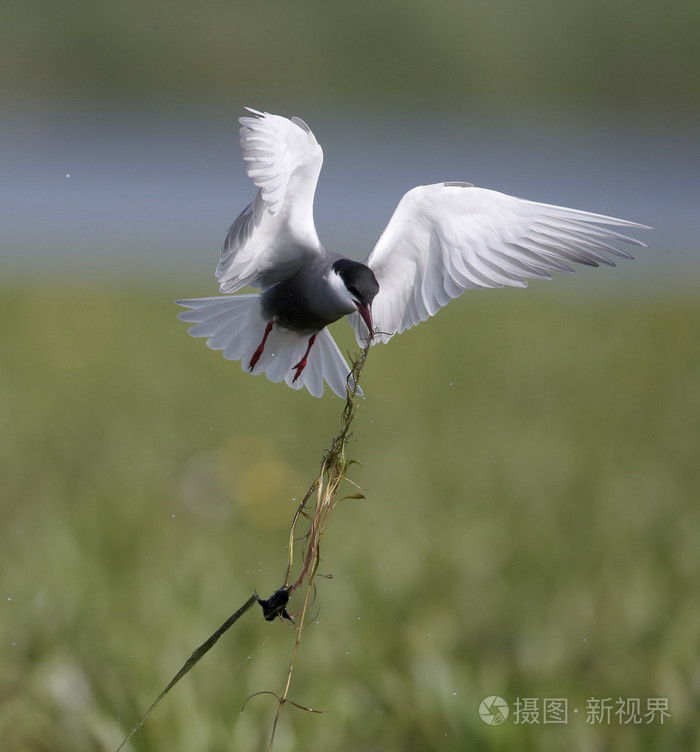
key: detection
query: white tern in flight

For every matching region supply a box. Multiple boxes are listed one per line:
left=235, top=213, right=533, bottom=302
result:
left=177, top=108, right=649, bottom=397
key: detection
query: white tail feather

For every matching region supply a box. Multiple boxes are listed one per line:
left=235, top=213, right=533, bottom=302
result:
left=176, top=295, right=359, bottom=398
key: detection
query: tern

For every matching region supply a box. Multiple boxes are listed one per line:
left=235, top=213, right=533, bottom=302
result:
left=177, top=108, right=649, bottom=398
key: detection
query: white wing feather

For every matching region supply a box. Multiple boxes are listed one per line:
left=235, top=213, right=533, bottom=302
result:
left=216, top=109, right=324, bottom=293
left=353, top=182, right=650, bottom=344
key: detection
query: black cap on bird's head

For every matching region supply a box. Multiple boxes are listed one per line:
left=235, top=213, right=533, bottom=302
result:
left=332, top=259, right=379, bottom=339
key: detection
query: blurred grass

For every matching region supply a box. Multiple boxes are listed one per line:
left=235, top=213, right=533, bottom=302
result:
left=1, top=0, right=699, bottom=110
left=1, top=277, right=699, bottom=751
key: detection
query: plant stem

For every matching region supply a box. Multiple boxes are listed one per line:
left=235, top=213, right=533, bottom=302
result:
left=267, top=343, right=370, bottom=750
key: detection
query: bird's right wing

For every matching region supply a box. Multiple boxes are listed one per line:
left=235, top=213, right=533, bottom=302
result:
left=353, top=182, right=649, bottom=344
left=216, top=109, right=325, bottom=293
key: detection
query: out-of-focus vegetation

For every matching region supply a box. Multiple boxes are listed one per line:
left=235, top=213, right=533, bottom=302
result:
left=1, top=0, right=699, bottom=110
left=1, top=278, right=698, bottom=751
left=1, top=1, right=697, bottom=748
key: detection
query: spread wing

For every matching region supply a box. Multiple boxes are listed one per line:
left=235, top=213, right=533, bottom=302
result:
left=216, top=109, right=325, bottom=293
left=353, top=182, right=650, bottom=344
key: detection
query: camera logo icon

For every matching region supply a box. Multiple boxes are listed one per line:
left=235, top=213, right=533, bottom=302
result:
left=479, top=696, right=509, bottom=725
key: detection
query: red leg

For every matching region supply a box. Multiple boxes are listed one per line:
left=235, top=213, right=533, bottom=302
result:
left=249, top=321, right=274, bottom=371
left=292, top=334, right=317, bottom=383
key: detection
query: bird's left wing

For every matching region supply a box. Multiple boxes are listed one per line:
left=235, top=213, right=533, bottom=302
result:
left=353, top=182, right=650, bottom=344
left=217, top=109, right=325, bottom=293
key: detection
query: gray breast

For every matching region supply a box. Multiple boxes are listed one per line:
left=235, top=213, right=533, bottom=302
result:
left=261, top=271, right=350, bottom=333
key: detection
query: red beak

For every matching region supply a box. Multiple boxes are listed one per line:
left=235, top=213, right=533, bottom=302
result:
left=354, top=301, right=374, bottom=340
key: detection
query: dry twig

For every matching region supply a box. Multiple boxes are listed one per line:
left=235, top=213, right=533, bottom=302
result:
left=115, top=343, right=370, bottom=751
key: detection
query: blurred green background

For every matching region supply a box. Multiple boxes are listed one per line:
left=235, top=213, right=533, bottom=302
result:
left=2, top=0, right=700, bottom=109
left=1, top=1, right=699, bottom=751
